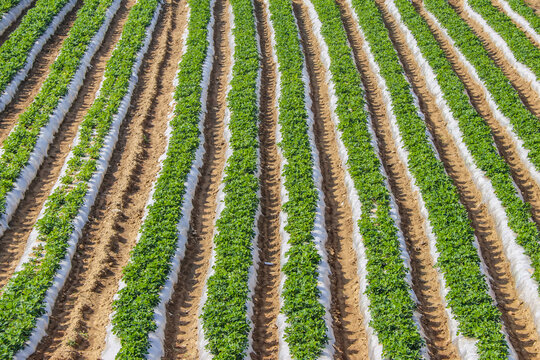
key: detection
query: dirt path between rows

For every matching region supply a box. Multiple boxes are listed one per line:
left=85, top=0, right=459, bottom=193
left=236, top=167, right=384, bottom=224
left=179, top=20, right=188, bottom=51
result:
left=448, top=0, right=540, bottom=117
left=27, top=0, right=188, bottom=358
left=0, top=0, right=82, bottom=143
left=293, top=1, right=370, bottom=358
left=335, top=0, right=460, bottom=358
left=411, top=0, right=540, bottom=233
left=490, top=0, right=540, bottom=49
left=378, top=0, right=540, bottom=357
left=162, top=0, right=230, bottom=357
left=525, top=0, right=540, bottom=13
left=0, top=0, right=132, bottom=290
left=250, top=0, right=282, bottom=358
left=0, top=0, right=39, bottom=46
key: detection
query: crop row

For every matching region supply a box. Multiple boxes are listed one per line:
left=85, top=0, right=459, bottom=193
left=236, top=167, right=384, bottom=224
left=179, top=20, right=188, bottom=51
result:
left=306, top=0, right=426, bottom=357
left=199, top=0, right=261, bottom=358
left=267, top=0, right=330, bottom=358
left=0, top=0, right=73, bottom=97
left=499, top=0, right=540, bottom=35
left=349, top=0, right=510, bottom=357
left=421, top=0, right=540, bottom=175
left=465, top=0, right=540, bottom=78
left=0, top=0, right=161, bottom=357
left=0, top=0, right=21, bottom=16
left=392, top=0, right=540, bottom=331
left=0, top=0, right=117, bottom=237
left=110, top=0, right=214, bottom=358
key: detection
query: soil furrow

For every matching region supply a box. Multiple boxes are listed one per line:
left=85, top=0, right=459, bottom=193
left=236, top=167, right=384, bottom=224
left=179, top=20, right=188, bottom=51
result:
left=0, top=0, right=133, bottom=290
left=0, top=0, right=39, bottom=47
left=162, top=0, right=230, bottom=357
left=292, top=1, right=369, bottom=358
left=377, top=0, right=540, bottom=357
left=250, top=0, right=281, bottom=358
left=525, top=0, right=540, bottom=13
left=26, top=0, right=188, bottom=357
left=490, top=0, right=540, bottom=49
left=448, top=0, right=540, bottom=117
left=334, top=0, right=460, bottom=358
left=0, top=0, right=82, bottom=142
left=410, top=0, right=540, bottom=232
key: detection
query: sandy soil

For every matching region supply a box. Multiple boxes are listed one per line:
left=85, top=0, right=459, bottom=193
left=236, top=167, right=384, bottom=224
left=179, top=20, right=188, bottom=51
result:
left=162, top=0, right=230, bottom=358
left=27, top=0, right=188, bottom=357
left=250, top=0, right=282, bottom=358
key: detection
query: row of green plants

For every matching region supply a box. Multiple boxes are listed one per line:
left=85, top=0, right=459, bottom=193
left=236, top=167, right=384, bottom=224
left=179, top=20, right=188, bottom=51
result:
left=394, top=0, right=540, bottom=320
left=0, top=0, right=21, bottom=17
left=307, top=0, right=425, bottom=357
left=267, top=0, right=328, bottom=358
left=0, top=0, right=117, bottom=219
left=0, top=0, right=160, bottom=357
left=422, top=0, right=540, bottom=174
left=349, top=0, right=509, bottom=357
left=0, top=0, right=116, bottom=229
left=465, top=0, right=540, bottom=78
left=199, top=0, right=261, bottom=358
left=110, top=0, right=213, bottom=357
left=499, top=0, right=540, bottom=35
left=0, top=0, right=72, bottom=93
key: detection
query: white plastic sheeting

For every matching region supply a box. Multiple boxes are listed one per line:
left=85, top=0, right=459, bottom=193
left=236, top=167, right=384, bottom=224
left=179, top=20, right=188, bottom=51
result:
left=496, top=0, right=540, bottom=45
left=462, top=0, right=540, bottom=98
left=385, top=0, right=540, bottom=359
left=11, top=2, right=162, bottom=358
left=0, top=0, right=120, bottom=239
left=420, top=2, right=540, bottom=190
left=0, top=0, right=77, bottom=113
left=0, top=0, right=34, bottom=37
left=390, top=0, right=540, bottom=350
left=100, top=1, right=216, bottom=358
left=197, top=3, right=234, bottom=359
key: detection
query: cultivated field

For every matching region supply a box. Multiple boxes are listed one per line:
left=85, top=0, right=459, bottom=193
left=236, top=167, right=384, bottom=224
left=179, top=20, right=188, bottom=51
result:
left=0, top=0, right=539, bottom=358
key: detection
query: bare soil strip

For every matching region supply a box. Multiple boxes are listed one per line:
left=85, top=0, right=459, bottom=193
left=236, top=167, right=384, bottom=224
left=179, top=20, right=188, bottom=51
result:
left=490, top=0, right=540, bottom=49
left=26, top=0, right=189, bottom=358
left=334, top=0, right=460, bottom=358
left=293, top=1, right=370, bottom=358
left=162, top=0, right=230, bottom=357
left=250, top=0, right=282, bottom=358
left=448, top=0, right=540, bottom=117
left=0, top=0, right=133, bottom=290
left=410, top=0, right=540, bottom=229
left=0, top=0, right=82, bottom=143
left=525, top=0, right=540, bottom=13
left=377, top=0, right=540, bottom=357
left=0, top=0, right=38, bottom=46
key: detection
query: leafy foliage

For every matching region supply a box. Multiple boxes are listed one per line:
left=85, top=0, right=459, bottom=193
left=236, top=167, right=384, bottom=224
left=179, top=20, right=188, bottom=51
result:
left=268, top=0, right=327, bottom=357
left=350, top=0, right=508, bottom=357
left=0, top=0, right=21, bottom=16
left=466, top=0, right=540, bottom=78
left=0, top=0, right=71, bottom=93
left=0, top=0, right=159, bottom=357
left=395, top=0, right=540, bottom=328
left=502, top=0, right=540, bottom=33
left=307, top=0, right=425, bottom=357
left=423, top=0, right=540, bottom=175
left=111, top=0, right=212, bottom=357
left=200, top=0, right=261, bottom=358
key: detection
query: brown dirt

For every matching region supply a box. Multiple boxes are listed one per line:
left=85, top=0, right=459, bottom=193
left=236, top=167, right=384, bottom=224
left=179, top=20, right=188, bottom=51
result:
left=448, top=0, right=540, bottom=118
left=293, top=1, right=370, bottom=358
left=524, top=0, right=540, bottom=14
left=0, top=0, right=82, bottom=143
left=378, top=0, right=540, bottom=357
left=162, top=0, right=230, bottom=358
left=0, top=0, right=39, bottom=47
left=250, top=0, right=282, bottom=359
left=26, top=0, right=189, bottom=358
left=411, top=0, right=540, bottom=231
left=335, top=0, right=460, bottom=358
left=0, top=0, right=132, bottom=289
left=490, top=0, right=540, bottom=49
